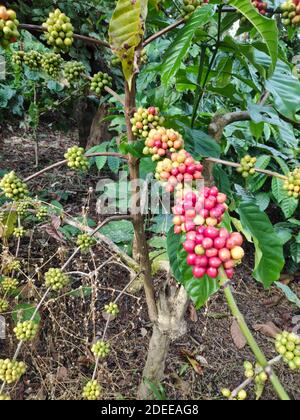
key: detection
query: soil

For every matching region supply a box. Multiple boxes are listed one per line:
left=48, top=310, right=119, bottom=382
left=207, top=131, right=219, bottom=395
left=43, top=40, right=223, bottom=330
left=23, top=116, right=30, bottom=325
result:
left=0, top=124, right=300, bottom=401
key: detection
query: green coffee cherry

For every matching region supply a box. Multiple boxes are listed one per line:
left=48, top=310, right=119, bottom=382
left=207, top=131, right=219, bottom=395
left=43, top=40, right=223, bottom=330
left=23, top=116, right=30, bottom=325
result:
left=43, top=9, right=74, bottom=52
left=17, top=200, right=32, bottom=217
left=12, top=51, right=25, bottom=67
left=5, top=260, right=21, bottom=273
left=64, top=146, right=89, bottom=171
left=0, top=359, right=26, bottom=384
left=45, top=268, right=69, bottom=291
left=76, top=233, right=96, bottom=252
left=64, top=61, right=86, bottom=84
left=23, top=51, right=43, bottom=71
left=36, top=206, right=48, bottom=220
left=14, top=320, right=39, bottom=342
left=90, top=72, right=113, bottom=96
left=91, top=340, right=110, bottom=358
left=283, top=168, right=300, bottom=199
left=1, top=277, right=19, bottom=293
left=13, top=227, right=25, bottom=238
left=275, top=331, right=300, bottom=370
left=181, top=0, right=203, bottom=19
left=104, top=302, right=119, bottom=316
left=237, top=155, right=257, bottom=178
left=41, top=52, right=63, bottom=78
left=221, top=388, right=231, bottom=399
left=237, top=389, right=247, bottom=401
left=82, top=380, right=101, bottom=400
left=0, top=394, right=11, bottom=400
left=0, top=299, right=9, bottom=313
left=0, top=171, right=29, bottom=201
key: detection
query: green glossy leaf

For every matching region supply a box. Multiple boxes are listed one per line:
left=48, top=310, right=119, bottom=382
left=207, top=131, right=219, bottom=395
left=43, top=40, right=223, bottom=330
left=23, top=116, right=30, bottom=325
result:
left=161, top=5, right=214, bottom=84
left=12, top=304, right=41, bottom=325
left=280, top=197, right=299, bottom=219
left=167, top=227, right=182, bottom=281
left=229, top=0, right=278, bottom=75
left=238, top=202, right=284, bottom=288
left=100, top=220, right=134, bottom=244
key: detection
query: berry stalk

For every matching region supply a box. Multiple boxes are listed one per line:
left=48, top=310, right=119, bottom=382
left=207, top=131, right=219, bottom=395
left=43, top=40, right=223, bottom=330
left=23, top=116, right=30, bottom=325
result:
left=219, top=268, right=290, bottom=401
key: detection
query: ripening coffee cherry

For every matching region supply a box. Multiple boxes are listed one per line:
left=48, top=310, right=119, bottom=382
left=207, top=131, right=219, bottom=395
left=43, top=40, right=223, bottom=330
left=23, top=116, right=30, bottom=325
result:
left=82, top=380, right=101, bottom=400
left=0, top=6, right=20, bottom=48
left=237, top=389, right=247, bottom=400
left=133, top=107, right=165, bottom=140
left=221, top=388, right=232, bottom=398
left=45, top=268, right=69, bottom=291
left=0, top=359, right=26, bottom=384
left=281, top=0, right=300, bottom=27
left=64, top=146, right=89, bottom=171
left=0, top=171, right=29, bottom=201
left=145, top=127, right=183, bottom=160
left=43, top=9, right=74, bottom=52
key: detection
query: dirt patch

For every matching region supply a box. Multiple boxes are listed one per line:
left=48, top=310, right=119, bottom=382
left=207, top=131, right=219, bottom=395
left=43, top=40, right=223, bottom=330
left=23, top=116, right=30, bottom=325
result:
left=0, top=125, right=299, bottom=400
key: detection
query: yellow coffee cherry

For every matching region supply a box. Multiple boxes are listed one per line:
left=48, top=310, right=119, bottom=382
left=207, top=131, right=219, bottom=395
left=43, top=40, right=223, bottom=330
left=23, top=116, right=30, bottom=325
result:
left=0, top=359, right=26, bottom=384
left=82, top=380, right=101, bottom=400
left=64, top=146, right=89, bottom=171
left=14, top=320, right=39, bottom=342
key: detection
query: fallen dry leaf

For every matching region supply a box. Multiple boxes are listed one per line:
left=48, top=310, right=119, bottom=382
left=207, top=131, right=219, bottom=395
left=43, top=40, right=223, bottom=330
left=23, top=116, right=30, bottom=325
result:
left=188, top=304, right=198, bottom=323
left=56, top=366, right=68, bottom=381
left=253, top=322, right=281, bottom=338
left=181, top=349, right=203, bottom=375
left=231, top=319, right=247, bottom=349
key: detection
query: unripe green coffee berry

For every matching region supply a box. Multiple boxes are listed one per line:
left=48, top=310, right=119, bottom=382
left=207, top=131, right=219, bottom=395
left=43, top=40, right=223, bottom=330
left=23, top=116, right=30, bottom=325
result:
left=237, top=155, right=257, bottom=178
left=6, top=259, right=21, bottom=273
left=181, top=0, right=203, bottom=19
left=104, top=302, right=119, bottom=316
left=82, top=380, right=101, bottom=400
left=64, top=61, right=86, bottom=84
left=283, top=168, right=300, bottom=199
left=1, top=277, right=19, bottom=293
left=0, top=171, right=29, bottom=201
left=221, top=388, right=231, bottom=398
left=0, top=299, right=9, bottom=313
left=275, top=331, right=300, bottom=370
left=0, top=359, right=26, bottom=384
left=0, top=394, right=11, bottom=400
left=90, top=72, right=113, bottom=96
left=237, top=389, right=247, bottom=400
left=45, top=268, right=69, bottom=291
left=91, top=340, right=110, bottom=358
left=64, top=146, right=89, bottom=171
left=23, top=51, right=42, bottom=70
left=41, top=52, right=63, bottom=78
left=76, top=233, right=96, bottom=252
left=14, top=320, right=38, bottom=342
left=13, top=227, right=25, bottom=238
left=12, top=51, right=25, bottom=67
left=43, top=9, right=74, bottom=52
left=36, top=206, right=48, bottom=220
left=0, top=6, right=20, bottom=48
left=17, top=200, right=32, bottom=217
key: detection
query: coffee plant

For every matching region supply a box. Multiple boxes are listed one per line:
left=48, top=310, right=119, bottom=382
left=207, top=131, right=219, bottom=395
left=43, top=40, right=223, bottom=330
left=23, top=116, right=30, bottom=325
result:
left=0, top=0, right=299, bottom=402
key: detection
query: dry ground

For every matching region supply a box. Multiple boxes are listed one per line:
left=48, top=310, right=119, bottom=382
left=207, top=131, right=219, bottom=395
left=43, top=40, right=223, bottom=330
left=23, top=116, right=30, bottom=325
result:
left=0, top=124, right=299, bottom=400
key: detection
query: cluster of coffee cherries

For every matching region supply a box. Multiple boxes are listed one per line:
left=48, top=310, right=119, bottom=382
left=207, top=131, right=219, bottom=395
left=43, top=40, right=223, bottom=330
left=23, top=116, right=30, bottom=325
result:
left=14, top=320, right=38, bottom=342
left=64, top=61, right=86, bottom=84
left=132, top=107, right=165, bottom=139
left=105, top=302, right=119, bottom=316
left=13, top=227, right=25, bottom=238
left=221, top=388, right=247, bottom=401
left=36, top=205, right=48, bottom=220
left=12, top=51, right=25, bottom=67
left=0, top=299, right=9, bottom=313
left=281, top=0, right=300, bottom=27
left=252, top=1, right=268, bottom=15
left=144, top=128, right=184, bottom=162
left=183, top=225, right=244, bottom=279
left=0, top=6, right=20, bottom=48
left=76, top=233, right=96, bottom=252
left=237, top=155, right=257, bottom=178
left=90, top=72, right=113, bottom=96
left=181, top=0, right=209, bottom=19
left=91, top=340, right=110, bottom=358
left=0, top=171, right=29, bottom=201
left=155, top=151, right=203, bottom=192
left=0, top=359, right=26, bottom=384
left=243, top=361, right=268, bottom=384
left=283, top=168, right=300, bottom=199
left=82, top=380, right=101, bottom=400
left=64, top=146, right=89, bottom=171
left=45, top=268, right=69, bottom=292
left=1, top=277, right=19, bottom=294
left=43, top=9, right=74, bottom=52
left=5, top=259, right=21, bottom=274
left=172, top=187, right=227, bottom=233
left=24, top=51, right=43, bottom=70
left=41, top=53, right=63, bottom=78
left=275, top=331, right=300, bottom=370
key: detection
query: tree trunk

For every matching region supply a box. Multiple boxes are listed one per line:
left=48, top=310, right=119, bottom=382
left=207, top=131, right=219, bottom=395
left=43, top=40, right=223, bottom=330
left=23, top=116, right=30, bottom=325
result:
left=137, top=285, right=189, bottom=399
